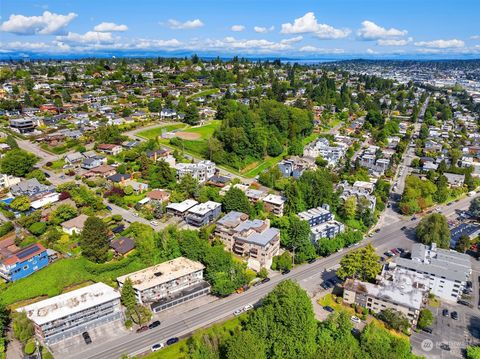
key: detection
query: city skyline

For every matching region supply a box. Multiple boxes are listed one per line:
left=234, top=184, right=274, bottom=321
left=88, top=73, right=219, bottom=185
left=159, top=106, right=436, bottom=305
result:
left=1, top=0, right=480, bottom=59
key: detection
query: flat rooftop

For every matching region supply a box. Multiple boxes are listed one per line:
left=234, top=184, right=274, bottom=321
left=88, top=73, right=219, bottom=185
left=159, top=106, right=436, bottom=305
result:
left=18, top=283, right=120, bottom=326
left=298, top=206, right=331, bottom=221
left=166, top=199, right=198, bottom=213
left=117, top=257, right=205, bottom=291
left=187, top=201, right=221, bottom=216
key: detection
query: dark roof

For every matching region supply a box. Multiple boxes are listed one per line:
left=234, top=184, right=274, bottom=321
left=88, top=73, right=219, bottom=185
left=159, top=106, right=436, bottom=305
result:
left=110, top=236, right=135, bottom=255
left=107, top=173, right=131, bottom=183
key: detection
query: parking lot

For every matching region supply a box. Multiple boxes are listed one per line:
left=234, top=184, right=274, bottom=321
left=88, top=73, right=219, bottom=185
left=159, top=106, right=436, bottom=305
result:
left=411, top=300, right=480, bottom=358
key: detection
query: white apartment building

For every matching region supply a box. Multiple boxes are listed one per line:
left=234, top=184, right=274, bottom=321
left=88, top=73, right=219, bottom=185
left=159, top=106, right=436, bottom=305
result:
left=18, top=283, right=122, bottom=345
left=394, top=243, right=471, bottom=302
left=0, top=173, right=21, bottom=189
left=117, top=257, right=210, bottom=312
left=175, top=160, right=216, bottom=183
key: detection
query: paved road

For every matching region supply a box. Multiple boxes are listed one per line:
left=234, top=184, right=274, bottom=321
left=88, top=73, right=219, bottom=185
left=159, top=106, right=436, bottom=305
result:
left=66, top=190, right=479, bottom=359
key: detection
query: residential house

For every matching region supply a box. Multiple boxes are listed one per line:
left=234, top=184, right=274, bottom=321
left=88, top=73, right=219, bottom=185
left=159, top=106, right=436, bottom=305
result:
left=166, top=199, right=198, bottom=217
left=146, top=189, right=170, bottom=203
left=0, top=243, right=49, bottom=282
left=0, top=173, right=21, bottom=189
left=278, top=157, right=316, bottom=179
left=263, top=194, right=286, bottom=217
left=444, top=172, right=465, bottom=187
left=110, top=236, right=135, bottom=256
left=10, top=178, right=55, bottom=199
left=61, top=214, right=89, bottom=235
left=10, top=118, right=35, bottom=134
left=64, top=152, right=85, bottom=166
left=83, top=164, right=116, bottom=178
left=97, top=144, right=123, bottom=156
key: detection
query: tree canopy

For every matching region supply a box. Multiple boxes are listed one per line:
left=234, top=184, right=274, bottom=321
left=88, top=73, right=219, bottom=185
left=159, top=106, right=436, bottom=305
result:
left=0, top=149, right=37, bottom=177
left=416, top=213, right=451, bottom=248
left=337, top=244, right=381, bottom=282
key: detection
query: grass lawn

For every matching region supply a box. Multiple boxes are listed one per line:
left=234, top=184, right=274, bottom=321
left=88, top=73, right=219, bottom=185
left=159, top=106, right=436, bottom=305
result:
left=187, top=88, right=219, bottom=99
left=187, top=120, right=221, bottom=138
left=136, top=123, right=186, bottom=140
left=44, top=159, right=65, bottom=170
left=2, top=256, right=148, bottom=307
left=243, top=151, right=286, bottom=178
left=142, top=316, right=242, bottom=359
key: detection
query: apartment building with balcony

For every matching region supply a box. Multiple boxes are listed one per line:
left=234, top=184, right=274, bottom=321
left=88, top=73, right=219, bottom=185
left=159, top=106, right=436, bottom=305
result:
left=116, top=257, right=209, bottom=313
left=215, top=211, right=280, bottom=270
left=18, top=283, right=122, bottom=345
left=175, top=160, right=216, bottom=183
left=185, top=201, right=222, bottom=227
left=298, top=205, right=345, bottom=242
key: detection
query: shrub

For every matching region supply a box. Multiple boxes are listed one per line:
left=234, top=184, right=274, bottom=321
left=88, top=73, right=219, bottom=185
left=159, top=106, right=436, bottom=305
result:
left=24, top=340, right=36, bottom=355
left=0, top=221, right=14, bottom=237
left=112, top=214, right=123, bottom=222
left=29, top=222, right=47, bottom=236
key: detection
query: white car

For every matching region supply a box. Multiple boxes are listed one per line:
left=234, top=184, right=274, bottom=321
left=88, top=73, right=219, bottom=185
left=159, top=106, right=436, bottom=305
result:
left=351, top=316, right=361, bottom=324
left=243, top=304, right=253, bottom=311
left=133, top=212, right=139, bottom=217
left=151, top=343, right=164, bottom=351
left=150, top=220, right=158, bottom=226
left=233, top=309, right=243, bottom=316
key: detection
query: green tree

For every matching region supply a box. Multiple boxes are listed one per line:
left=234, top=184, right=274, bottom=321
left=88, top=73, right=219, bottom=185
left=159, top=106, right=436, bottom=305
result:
left=469, top=197, right=480, bottom=218
left=12, top=311, right=33, bottom=344
left=467, top=346, right=480, bottom=359
left=417, top=309, right=433, bottom=330
left=285, top=215, right=316, bottom=263
left=10, top=195, right=31, bottom=212
left=26, top=169, right=47, bottom=183
left=178, top=174, right=199, bottom=198
left=246, top=280, right=317, bottom=359
left=0, top=149, right=37, bottom=177
left=416, top=213, right=451, bottom=248
left=80, top=216, right=109, bottom=263
left=342, top=196, right=357, bottom=220
left=121, top=278, right=137, bottom=310
left=225, top=330, right=266, bottom=359
left=378, top=309, right=410, bottom=332
left=51, top=204, right=78, bottom=224
left=337, top=244, right=381, bottom=282
left=271, top=252, right=293, bottom=271
left=455, top=235, right=470, bottom=253
left=222, top=187, right=252, bottom=215
left=29, top=222, right=47, bottom=236
left=185, top=103, right=200, bottom=125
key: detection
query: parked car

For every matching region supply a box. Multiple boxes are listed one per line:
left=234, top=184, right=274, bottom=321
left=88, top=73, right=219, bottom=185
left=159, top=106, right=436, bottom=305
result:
left=136, top=325, right=149, bottom=333
left=458, top=299, right=473, bottom=308
left=442, top=309, right=449, bottom=317
left=148, top=320, right=161, bottom=329
left=451, top=311, right=458, bottom=320
left=261, top=277, right=271, bottom=284
left=440, top=343, right=451, bottom=351
left=282, top=269, right=291, bottom=275
left=350, top=316, right=361, bottom=324
left=150, top=220, right=159, bottom=226
left=233, top=309, right=243, bottom=316
left=243, top=304, right=253, bottom=311
left=166, top=337, right=179, bottom=346
left=82, top=331, right=92, bottom=345
left=106, top=205, right=112, bottom=211
left=400, top=226, right=407, bottom=230
left=308, top=258, right=317, bottom=264
left=151, top=343, right=164, bottom=351
left=323, top=306, right=334, bottom=313
left=422, top=327, right=433, bottom=334
left=321, top=282, right=329, bottom=290
left=390, top=248, right=399, bottom=255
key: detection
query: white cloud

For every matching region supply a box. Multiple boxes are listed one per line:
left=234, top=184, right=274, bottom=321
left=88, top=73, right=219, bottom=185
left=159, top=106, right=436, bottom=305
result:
left=470, top=35, right=480, bottom=40
left=414, top=39, right=464, bottom=48
left=377, top=37, right=412, bottom=46
left=94, top=22, right=128, bottom=32
left=254, top=25, right=274, bottom=33
left=135, top=38, right=183, bottom=49
left=167, top=19, right=203, bottom=30
left=299, top=45, right=345, bottom=54
left=366, top=48, right=379, bottom=54
left=280, top=36, right=303, bottom=44
left=231, top=25, right=245, bottom=32
left=357, top=20, right=407, bottom=40
left=281, top=12, right=350, bottom=39
left=0, top=11, right=77, bottom=35
left=57, top=31, right=114, bottom=44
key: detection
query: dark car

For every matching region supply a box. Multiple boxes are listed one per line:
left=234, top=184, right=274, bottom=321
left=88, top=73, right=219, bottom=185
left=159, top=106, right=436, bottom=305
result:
left=396, top=248, right=405, bottom=254
left=375, top=228, right=381, bottom=233
left=148, top=320, right=161, bottom=329
left=442, top=309, right=449, bottom=317
left=323, top=306, right=334, bottom=313
left=106, top=205, right=112, bottom=211
left=308, top=258, right=317, bottom=264
left=400, top=226, right=407, bottom=230
left=380, top=256, right=386, bottom=262
left=422, top=327, right=433, bottom=334
left=136, top=325, right=149, bottom=333
left=321, top=282, right=330, bottom=290
left=282, top=269, right=291, bottom=275
left=261, top=277, right=271, bottom=284
left=440, top=343, right=451, bottom=351
left=451, top=311, right=458, bottom=320
left=166, top=337, right=179, bottom=346
left=43, top=171, right=51, bottom=178
left=82, top=331, right=92, bottom=345
left=458, top=300, right=473, bottom=308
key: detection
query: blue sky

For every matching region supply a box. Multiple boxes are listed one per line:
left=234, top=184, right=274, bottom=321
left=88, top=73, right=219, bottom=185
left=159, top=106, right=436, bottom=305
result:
left=1, top=0, right=479, bottom=58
